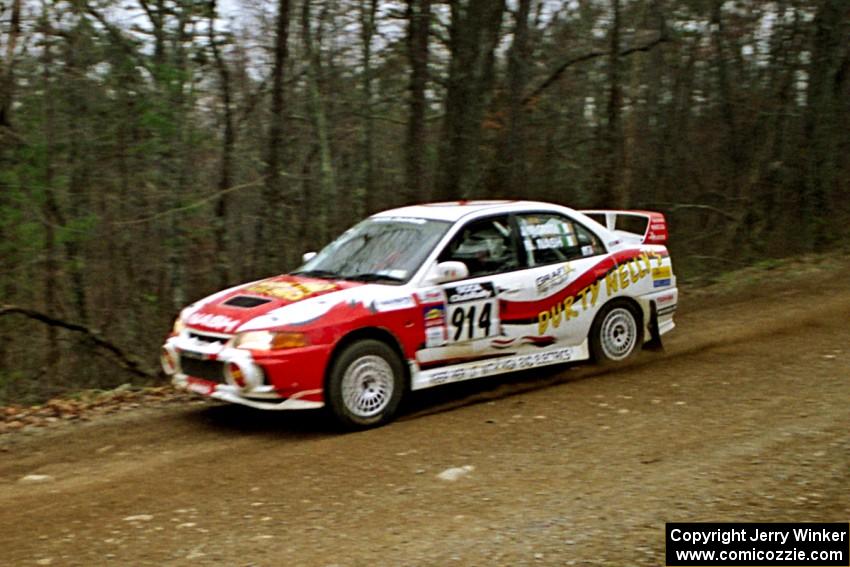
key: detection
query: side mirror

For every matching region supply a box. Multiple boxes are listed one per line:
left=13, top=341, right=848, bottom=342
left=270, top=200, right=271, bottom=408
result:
left=431, top=261, right=468, bottom=284
left=302, top=251, right=317, bottom=263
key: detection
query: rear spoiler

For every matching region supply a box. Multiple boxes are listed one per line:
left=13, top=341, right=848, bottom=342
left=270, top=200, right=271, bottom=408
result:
left=580, top=210, right=668, bottom=245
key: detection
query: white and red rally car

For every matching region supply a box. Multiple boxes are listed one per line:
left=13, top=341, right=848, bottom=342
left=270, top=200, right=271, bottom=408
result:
left=162, top=201, right=677, bottom=428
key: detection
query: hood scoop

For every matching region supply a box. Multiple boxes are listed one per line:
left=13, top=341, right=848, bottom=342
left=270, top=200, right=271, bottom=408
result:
left=223, top=295, right=273, bottom=308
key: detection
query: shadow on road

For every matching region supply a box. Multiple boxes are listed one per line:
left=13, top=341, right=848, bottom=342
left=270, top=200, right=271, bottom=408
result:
left=178, top=357, right=624, bottom=435
left=181, top=403, right=335, bottom=437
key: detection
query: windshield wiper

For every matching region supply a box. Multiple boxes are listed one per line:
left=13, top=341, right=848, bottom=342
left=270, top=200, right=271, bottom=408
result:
left=344, top=272, right=405, bottom=283
left=291, top=269, right=342, bottom=280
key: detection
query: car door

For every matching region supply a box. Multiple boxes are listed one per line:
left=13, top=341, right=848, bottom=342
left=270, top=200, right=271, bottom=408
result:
left=500, top=211, right=609, bottom=348
left=417, top=214, right=526, bottom=366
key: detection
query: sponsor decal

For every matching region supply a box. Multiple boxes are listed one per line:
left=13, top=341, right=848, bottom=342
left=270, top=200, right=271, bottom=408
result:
left=373, top=216, right=427, bottom=224
left=423, top=305, right=448, bottom=348
left=186, top=312, right=240, bottom=332
left=445, top=282, right=496, bottom=304
left=652, top=265, right=672, bottom=288
left=535, top=263, right=575, bottom=294
left=423, top=305, right=446, bottom=327
left=427, top=347, right=573, bottom=386
left=537, top=251, right=665, bottom=334
left=425, top=327, right=447, bottom=348
left=245, top=280, right=337, bottom=302
left=417, top=288, right=444, bottom=304
left=652, top=265, right=671, bottom=280
left=520, top=219, right=577, bottom=251
left=657, top=293, right=675, bottom=304
left=373, top=296, right=415, bottom=312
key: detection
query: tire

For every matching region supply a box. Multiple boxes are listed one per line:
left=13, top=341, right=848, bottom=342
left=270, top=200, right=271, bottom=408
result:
left=326, top=339, right=405, bottom=429
left=589, top=301, right=642, bottom=364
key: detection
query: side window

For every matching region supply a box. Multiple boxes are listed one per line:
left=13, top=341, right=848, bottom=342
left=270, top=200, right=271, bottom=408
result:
left=517, top=214, right=605, bottom=267
left=438, top=215, right=519, bottom=278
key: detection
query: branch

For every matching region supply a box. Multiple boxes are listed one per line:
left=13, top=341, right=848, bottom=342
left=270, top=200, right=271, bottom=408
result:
left=0, top=124, right=28, bottom=147
left=523, top=34, right=669, bottom=105
left=113, top=176, right=267, bottom=225
left=84, top=4, right=153, bottom=75
left=0, top=305, right=156, bottom=379
left=662, top=203, right=739, bottom=221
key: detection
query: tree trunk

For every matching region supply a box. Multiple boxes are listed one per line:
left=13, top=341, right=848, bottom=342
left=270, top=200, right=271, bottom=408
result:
left=359, top=0, right=378, bottom=215
left=435, top=0, right=506, bottom=201
left=598, top=0, right=624, bottom=208
left=63, top=15, right=91, bottom=324
left=490, top=0, right=531, bottom=197
left=0, top=0, right=22, bottom=132
left=0, top=0, right=23, bottom=382
left=800, top=0, right=847, bottom=249
left=209, top=0, right=235, bottom=288
left=39, top=4, right=62, bottom=394
left=647, top=0, right=668, bottom=206
left=710, top=0, right=742, bottom=190
left=405, top=0, right=431, bottom=204
left=257, top=0, right=291, bottom=273
left=302, top=0, right=337, bottom=244
left=166, top=12, right=191, bottom=311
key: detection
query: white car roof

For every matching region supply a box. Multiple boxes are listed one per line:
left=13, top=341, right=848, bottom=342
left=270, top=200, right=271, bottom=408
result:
left=372, top=200, right=570, bottom=223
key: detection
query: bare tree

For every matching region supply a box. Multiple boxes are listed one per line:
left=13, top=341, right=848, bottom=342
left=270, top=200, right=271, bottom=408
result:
left=359, top=0, right=378, bottom=214
left=302, top=0, right=337, bottom=243
left=208, top=0, right=235, bottom=288
left=435, top=0, right=506, bottom=200
left=257, top=0, right=292, bottom=273
left=405, top=0, right=431, bottom=203
left=0, top=0, right=22, bottom=132
left=490, top=0, right=532, bottom=197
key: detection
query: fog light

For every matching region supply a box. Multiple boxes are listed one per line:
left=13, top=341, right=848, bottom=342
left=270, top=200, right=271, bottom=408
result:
left=161, top=347, right=178, bottom=375
left=227, top=362, right=245, bottom=387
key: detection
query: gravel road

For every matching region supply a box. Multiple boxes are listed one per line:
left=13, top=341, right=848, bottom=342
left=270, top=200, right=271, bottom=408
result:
left=1, top=260, right=848, bottom=566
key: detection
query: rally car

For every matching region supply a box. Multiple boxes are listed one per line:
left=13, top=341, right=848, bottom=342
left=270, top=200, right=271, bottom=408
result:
left=161, top=200, right=677, bottom=428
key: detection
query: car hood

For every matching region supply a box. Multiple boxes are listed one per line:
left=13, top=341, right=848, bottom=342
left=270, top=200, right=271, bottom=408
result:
left=181, top=274, right=366, bottom=334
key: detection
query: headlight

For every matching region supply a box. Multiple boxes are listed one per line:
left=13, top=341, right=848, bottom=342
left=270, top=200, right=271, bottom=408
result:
left=232, top=330, right=308, bottom=350
left=172, top=317, right=186, bottom=335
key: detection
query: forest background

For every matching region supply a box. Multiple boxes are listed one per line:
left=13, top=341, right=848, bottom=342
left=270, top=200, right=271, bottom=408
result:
left=0, top=0, right=847, bottom=402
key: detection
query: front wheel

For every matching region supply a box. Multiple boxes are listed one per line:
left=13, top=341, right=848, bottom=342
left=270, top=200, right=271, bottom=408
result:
left=326, top=339, right=404, bottom=429
left=589, top=302, right=642, bottom=364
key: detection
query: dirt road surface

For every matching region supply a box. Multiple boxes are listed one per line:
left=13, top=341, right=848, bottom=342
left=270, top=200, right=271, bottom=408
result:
left=2, top=260, right=849, bottom=566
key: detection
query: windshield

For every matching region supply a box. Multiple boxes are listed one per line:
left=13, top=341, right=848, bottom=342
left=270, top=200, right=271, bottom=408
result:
left=294, top=217, right=451, bottom=284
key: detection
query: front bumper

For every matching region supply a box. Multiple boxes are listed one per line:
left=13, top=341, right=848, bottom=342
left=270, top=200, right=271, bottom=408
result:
left=162, top=331, right=325, bottom=410
left=173, top=374, right=323, bottom=410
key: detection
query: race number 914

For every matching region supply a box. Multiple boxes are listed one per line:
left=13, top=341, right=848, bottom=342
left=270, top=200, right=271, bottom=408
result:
left=450, top=302, right=493, bottom=341
left=444, top=282, right=499, bottom=343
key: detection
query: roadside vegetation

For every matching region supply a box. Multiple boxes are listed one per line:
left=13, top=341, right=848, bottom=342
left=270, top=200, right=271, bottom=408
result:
left=1, top=0, right=847, bottom=404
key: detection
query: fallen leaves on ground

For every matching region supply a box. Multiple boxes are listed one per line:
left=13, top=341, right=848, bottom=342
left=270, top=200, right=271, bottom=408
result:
left=0, top=385, right=194, bottom=435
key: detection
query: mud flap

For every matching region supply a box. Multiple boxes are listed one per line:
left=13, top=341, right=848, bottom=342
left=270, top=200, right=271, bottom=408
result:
left=643, top=301, right=664, bottom=352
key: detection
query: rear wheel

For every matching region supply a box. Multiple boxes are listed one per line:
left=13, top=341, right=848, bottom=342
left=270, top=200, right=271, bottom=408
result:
left=326, top=339, right=404, bottom=429
left=590, top=301, right=642, bottom=363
